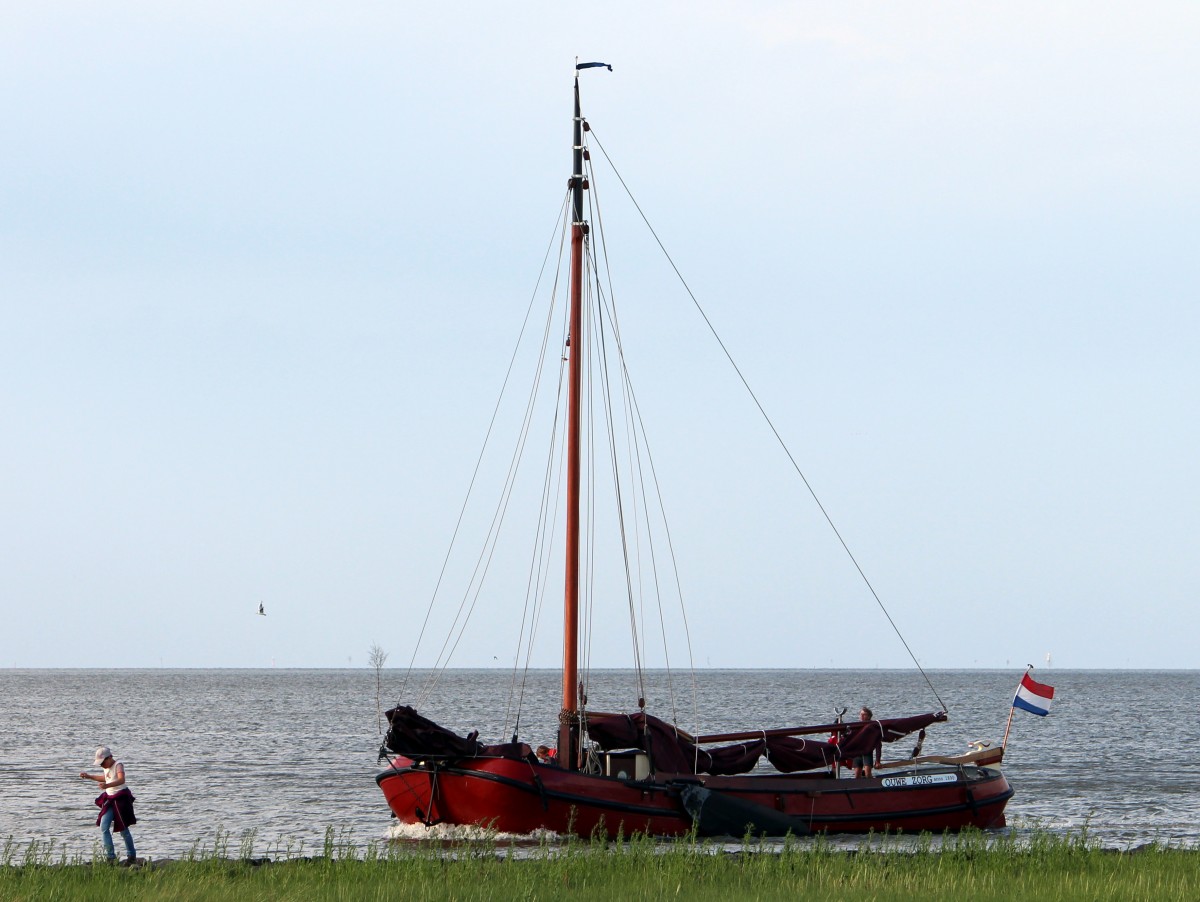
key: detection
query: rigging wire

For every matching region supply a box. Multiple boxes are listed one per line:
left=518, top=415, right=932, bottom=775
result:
left=504, top=208, right=575, bottom=740
left=417, top=255, right=563, bottom=705
left=580, top=242, right=652, bottom=711
left=400, top=191, right=573, bottom=705
left=589, top=270, right=694, bottom=727
left=616, top=358, right=703, bottom=732
left=505, top=353, right=570, bottom=740
left=588, top=258, right=655, bottom=709
left=584, top=135, right=697, bottom=729
left=399, top=192, right=572, bottom=704
left=586, top=147, right=649, bottom=704
left=586, top=127, right=949, bottom=714
left=582, top=257, right=597, bottom=705
left=588, top=250, right=649, bottom=707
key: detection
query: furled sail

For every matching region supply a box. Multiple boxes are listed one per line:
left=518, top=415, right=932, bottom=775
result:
left=383, top=706, right=531, bottom=761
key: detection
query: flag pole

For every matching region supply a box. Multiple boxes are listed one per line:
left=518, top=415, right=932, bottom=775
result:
left=1002, top=665, right=1034, bottom=751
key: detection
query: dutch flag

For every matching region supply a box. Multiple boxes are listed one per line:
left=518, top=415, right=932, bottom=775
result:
left=1012, top=672, right=1055, bottom=717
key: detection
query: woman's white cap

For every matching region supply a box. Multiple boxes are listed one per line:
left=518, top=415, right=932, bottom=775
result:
left=93, top=746, right=112, bottom=765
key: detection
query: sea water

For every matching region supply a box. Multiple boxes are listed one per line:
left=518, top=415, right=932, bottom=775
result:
left=2, top=668, right=1196, bottom=858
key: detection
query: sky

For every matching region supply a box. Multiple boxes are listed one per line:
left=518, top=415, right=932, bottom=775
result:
left=3, top=2, right=1197, bottom=672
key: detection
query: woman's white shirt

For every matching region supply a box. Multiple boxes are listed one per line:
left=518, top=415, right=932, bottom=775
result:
left=103, top=761, right=126, bottom=796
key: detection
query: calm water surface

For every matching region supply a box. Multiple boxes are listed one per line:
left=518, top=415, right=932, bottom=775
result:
left=2, top=669, right=1196, bottom=858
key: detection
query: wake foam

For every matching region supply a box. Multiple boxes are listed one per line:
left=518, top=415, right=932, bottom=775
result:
left=386, top=822, right=563, bottom=844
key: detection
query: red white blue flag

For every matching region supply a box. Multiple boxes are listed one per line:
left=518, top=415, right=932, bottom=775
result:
left=1012, top=672, right=1055, bottom=716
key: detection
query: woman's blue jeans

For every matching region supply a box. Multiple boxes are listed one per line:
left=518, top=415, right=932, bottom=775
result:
left=99, top=807, right=136, bottom=860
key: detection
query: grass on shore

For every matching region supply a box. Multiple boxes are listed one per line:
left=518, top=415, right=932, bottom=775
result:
left=2, top=828, right=1197, bottom=902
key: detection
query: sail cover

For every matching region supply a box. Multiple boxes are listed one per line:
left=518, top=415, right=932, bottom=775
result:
left=383, top=706, right=945, bottom=773
left=587, top=710, right=947, bottom=775
left=383, top=706, right=531, bottom=761
left=763, top=736, right=840, bottom=773
left=586, top=712, right=765, bottom=775
left=836, top=712, right=949, bottom=762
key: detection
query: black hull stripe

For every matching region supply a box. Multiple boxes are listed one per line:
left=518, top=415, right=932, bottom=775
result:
left=378, top=767, right=1013, bottom=829
left=811, top=788, right=1013, bottom=826
left=380, top=766, right=677, bottom=820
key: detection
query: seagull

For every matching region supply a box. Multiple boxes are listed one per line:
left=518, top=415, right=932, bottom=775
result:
left=258, top=603, right=265, bottom=616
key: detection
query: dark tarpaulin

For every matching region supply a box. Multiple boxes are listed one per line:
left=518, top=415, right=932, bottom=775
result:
left=383, top=706, right=943, bottom=772
left=586, top=711, right=696, bottom=772
left=702, top=739, right=766, bottom=776
left=837, top=712, right=948, bottom=762
left=764, top=736, right=839, bottom=773
left=763, top=712, right=948, bottom=773
left=586, top=712, right=765, bottom=775
left=383, top=706, right=531, bottom=762
left=877, top=711, right=948, bottom=741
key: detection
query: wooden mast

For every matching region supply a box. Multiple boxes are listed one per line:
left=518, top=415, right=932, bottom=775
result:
left=559, top=73, right=586, bottom=769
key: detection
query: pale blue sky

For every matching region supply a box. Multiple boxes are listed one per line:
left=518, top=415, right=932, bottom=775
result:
left=3, top=2, right=1197, bottom=669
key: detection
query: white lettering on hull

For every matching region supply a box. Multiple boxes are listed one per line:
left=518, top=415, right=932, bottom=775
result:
left=881, top=772, right=959, bottom=788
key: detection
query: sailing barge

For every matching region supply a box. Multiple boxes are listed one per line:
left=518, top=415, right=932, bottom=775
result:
left=377, top=64, right=1012, bottom=837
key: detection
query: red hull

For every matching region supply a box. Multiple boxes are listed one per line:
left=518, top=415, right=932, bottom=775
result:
left=377, top=756, right=1011, bottom=837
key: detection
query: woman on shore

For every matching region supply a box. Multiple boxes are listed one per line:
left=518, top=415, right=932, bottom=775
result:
left=80, top=746, right=137, bottom=863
